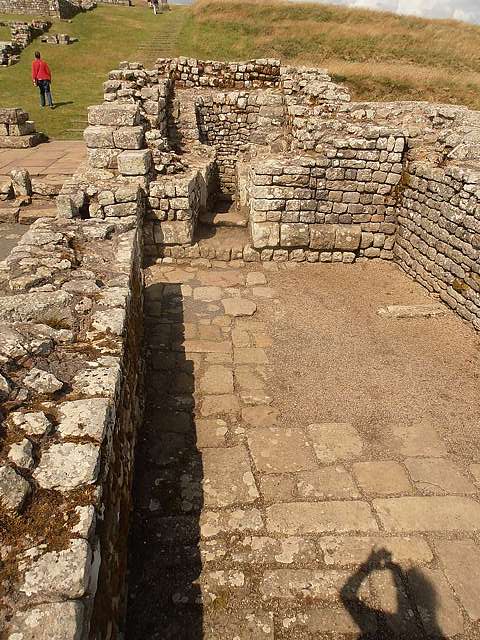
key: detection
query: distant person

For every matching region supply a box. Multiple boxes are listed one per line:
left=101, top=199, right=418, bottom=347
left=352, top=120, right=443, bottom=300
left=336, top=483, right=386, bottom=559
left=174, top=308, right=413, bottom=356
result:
left=32, top=51, right=54, bottom=109
left=152, top=0, right=159, bottom=14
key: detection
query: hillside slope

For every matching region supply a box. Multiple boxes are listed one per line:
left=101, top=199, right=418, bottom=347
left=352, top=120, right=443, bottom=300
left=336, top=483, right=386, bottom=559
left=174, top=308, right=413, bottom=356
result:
left=177, top=0, right=480, bottom=109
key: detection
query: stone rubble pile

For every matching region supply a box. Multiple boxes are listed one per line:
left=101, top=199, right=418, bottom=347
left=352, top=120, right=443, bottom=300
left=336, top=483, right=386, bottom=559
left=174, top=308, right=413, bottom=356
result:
left=0, top=108, right=46, bottom=149
left=0, top=19, right=50, bottom=66
left=40, top=32, right=77, bottom=44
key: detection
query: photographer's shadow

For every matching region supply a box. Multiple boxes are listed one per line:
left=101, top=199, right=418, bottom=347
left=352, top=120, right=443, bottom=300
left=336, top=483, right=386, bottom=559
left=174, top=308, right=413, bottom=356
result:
left=341, top=548, right=447, bottom=639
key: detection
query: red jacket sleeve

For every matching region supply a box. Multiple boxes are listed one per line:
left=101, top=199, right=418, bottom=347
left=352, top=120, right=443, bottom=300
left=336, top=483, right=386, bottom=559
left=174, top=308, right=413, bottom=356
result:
left=32, top=60, right=37, bottom=81
left=45, top=62, right=51, bottom=81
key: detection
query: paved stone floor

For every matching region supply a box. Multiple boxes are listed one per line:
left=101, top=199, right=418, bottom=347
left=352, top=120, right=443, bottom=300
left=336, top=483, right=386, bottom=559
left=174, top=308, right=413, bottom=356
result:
left=0, top=140, right=86, bottom=179
left=126, top=260, right=480, bottom=640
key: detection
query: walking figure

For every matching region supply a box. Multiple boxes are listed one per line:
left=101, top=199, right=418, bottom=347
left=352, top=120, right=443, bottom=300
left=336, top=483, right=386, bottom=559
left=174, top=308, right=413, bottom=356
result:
left=32, top=51, right=54, bottom=109
left=151, top=0, right=159, bottom=14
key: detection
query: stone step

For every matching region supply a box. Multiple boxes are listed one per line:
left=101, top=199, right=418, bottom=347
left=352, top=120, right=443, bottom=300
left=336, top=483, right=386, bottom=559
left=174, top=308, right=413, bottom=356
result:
left=18, top=204, right=57, bottom=224
left=199, top=208, right=248, bottom=228
left=191, top=225, right=251, bottom=260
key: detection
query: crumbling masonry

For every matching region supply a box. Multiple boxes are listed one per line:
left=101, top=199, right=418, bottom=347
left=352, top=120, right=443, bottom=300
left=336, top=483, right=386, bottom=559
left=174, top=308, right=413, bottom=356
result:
left=0, top=57, right=479, bottom=639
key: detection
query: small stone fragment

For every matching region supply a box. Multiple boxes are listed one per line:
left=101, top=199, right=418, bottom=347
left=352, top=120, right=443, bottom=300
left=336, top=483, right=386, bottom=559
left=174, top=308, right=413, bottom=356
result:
left=8, top=439, right=35, bottom=470
left=0, top=465, right=30, bottom=512
left=23, top=367, right=63, bottom=395
left=222, top=298, right=257, bottom=317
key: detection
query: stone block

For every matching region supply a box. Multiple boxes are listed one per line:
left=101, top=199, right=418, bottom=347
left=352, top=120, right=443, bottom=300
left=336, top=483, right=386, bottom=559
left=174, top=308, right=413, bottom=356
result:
left=87, top=148, right=119, bottom=169
left=0, top=465, right=30, bottom=513
left=33, top=442, right=100, bottom=490
left=310, top=225, right=336, bottom=250
left=307, top=423, right=363, bottom=464
left=21, top=539, right=92, bottom=601
left=251, top=221, right=279, bottom=248
left=405, top=458, right=476, bottom=495
left=87, top=103, right=140, bottom=126
left=113, top=125, right=145, bottom=149
left=83, top=125, right=115, bottom=148
left=202, top=445, right=259, bottom=507
left=154, top=220, right=193, bottom=245
left=104, top=201, right=139, bottom=218
left=247, top=427, right=318, bottom=473
left=117, top=149, right=152, bottom=176
left=374, top=496, right=480, bottom=532
left=352, top=461, right=413, bottom=496
left=319, top=536, right=433, bottom=567
left=8, top=601, right=85, bottom=640
left=266, top=502, right=378, bottom=534
left=436, top=540, right=480, bottom=621
left=335, top=225, right=361, bottom=250
left=280, top=223, right=309, bottom=247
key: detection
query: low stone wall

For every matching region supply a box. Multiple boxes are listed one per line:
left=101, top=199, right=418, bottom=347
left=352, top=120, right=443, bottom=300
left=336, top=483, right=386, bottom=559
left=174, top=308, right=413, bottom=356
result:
left=145, top=150, right=216, bottom=248
left=247, top=128, right=404, bottom=260
left=395, top=162, right=480, bottom=330
left=0, top=212, right=144, bottom=638
left=156, top=56, right=281, bottom=89
left=196, top=89, right=285, bottom=193
left=0, top=0, right=83, bottom=17
left=0, top=108, right=45, bottom=148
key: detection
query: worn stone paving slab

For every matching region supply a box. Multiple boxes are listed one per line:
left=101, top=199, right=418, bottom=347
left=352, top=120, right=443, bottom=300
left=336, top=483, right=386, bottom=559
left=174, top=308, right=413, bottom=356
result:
left=128, top=261, right=480, bottom=640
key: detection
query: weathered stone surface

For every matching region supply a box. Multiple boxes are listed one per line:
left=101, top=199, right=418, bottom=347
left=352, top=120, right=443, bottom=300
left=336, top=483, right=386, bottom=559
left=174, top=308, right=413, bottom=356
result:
left=242, top=405, right=279, bottom=427
left=8, top=601, right=85, bottom=640
left=280, top=606, right=376, bottom=635
left=436, top=540, right=480, bottom=621
left=193, top=286, right=222, bottom=302
left=377, top=304, right=447, bottom=319
left=202, top=609, right=274, bottom=639
left=91, top=308, right=126, bottom=335
left=246, top=272, right=267, bottom=286
left=296, top=467, right=360, bottom=499
left=318, top=536, right=433, bottom=567
left=23, top=367, right=63, bottom=395
left=408, top=568, right=464, bottom=637
left=374, top=496, right=480, bottom=532
left=307, top=423, right=363, bottom=463
left=33, top=442, right=100, bottom=490
left=266, top=502, right=378, bottom=534
left=352, top=461, right=413, bottom=496
left=200, top=508, right=264, bottom=538
left=234, top=347, right=268, bottom=364
left=231, top=536, right=317, bottom=565
left=405, top=458, right=475, bottom=495
left=72, top=365, right=119, bottom=398
left=382, top=422, right=448, bottom=457
left=247, top=427, right=317, bottom=473
left=113, top=125, right=145, bottom=150
left=8, top=439, right=35, bottom=470
left=0, top=291, right=72, bottom=324
left=310, top=225, right=336, bottom=251
left=57, top=398, right=111, bottom=441
left=202, top=445, right=259, bottom=507
left=87, top=103, right=140, bottom=127
left=199, top=366, right=234, bottom=394
left=117, top=149, right=152, bottom=176
left=195, top=418, right=228, bottom=448
left=21, top=539, right=92, bottom=601
left=260, top=569, right=369, bottom=602
left=11, top=411, right=51, bottom=436
left=0, top=465, right=30, bottom=512
left=222, top=298, right=257, bottom=317
left=335, top=226, right=361, bottom=250
left=201, top=394, right=240, bottom=416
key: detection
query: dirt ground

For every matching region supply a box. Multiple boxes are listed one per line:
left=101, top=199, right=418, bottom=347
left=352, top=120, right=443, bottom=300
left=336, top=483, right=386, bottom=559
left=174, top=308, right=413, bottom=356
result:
left=263, top=261, right=480, bottom=460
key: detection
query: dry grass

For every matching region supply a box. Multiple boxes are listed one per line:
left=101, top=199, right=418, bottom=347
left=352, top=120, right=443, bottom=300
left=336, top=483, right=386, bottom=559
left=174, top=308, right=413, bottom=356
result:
left=177, top=0, right=480, bottom=108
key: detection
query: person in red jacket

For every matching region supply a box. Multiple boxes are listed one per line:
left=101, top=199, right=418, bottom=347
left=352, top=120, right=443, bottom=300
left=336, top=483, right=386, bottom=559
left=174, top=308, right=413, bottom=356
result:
left=32, top=51, right=54, bottom=109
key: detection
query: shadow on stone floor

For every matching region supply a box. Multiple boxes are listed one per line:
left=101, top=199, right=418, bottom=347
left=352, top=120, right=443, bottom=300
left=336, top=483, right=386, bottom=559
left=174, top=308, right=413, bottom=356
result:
left=342, top=548, right=446, bottom=639
left=125, top=282, right=203, bottom=639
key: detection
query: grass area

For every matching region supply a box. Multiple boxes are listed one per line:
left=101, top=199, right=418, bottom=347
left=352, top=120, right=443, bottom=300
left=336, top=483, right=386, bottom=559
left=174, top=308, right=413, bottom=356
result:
left=2, top=0, right=480, bottom=140
left=176, top=0, right=480, bottom=109
left=0, top=6, right=187, bottom=139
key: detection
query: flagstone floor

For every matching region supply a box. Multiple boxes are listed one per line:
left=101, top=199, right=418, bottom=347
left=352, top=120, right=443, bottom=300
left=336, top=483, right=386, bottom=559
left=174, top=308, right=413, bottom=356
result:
left=126, top=258, right=480, bottom=640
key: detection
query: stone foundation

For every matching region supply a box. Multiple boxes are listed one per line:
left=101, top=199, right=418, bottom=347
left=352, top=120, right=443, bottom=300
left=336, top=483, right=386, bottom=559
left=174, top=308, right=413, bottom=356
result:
left=1, top=53, right=479, bottom=640
left=0, top=108, right=46, bottom=148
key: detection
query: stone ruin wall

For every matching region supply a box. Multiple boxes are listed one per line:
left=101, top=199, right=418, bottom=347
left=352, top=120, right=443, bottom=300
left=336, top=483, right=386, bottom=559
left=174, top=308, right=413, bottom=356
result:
left=0, top=0, right=100, bottom=18
left=0, top=55, right=480, bottom=640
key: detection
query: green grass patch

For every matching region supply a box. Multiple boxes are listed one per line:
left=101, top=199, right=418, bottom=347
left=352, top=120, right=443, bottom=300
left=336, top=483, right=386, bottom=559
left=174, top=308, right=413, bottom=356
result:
left=0, top=5, right=187, bottom=139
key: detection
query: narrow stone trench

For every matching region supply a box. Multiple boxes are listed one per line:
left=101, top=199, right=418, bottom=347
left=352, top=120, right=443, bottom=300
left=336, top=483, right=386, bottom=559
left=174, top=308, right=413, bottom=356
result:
left=124, top=258, right=480, bottom=640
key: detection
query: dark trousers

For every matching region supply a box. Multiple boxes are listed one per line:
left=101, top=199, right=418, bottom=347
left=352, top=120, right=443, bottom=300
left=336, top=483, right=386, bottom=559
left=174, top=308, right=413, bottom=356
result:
left=37, top=79, right=53, bottom=107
